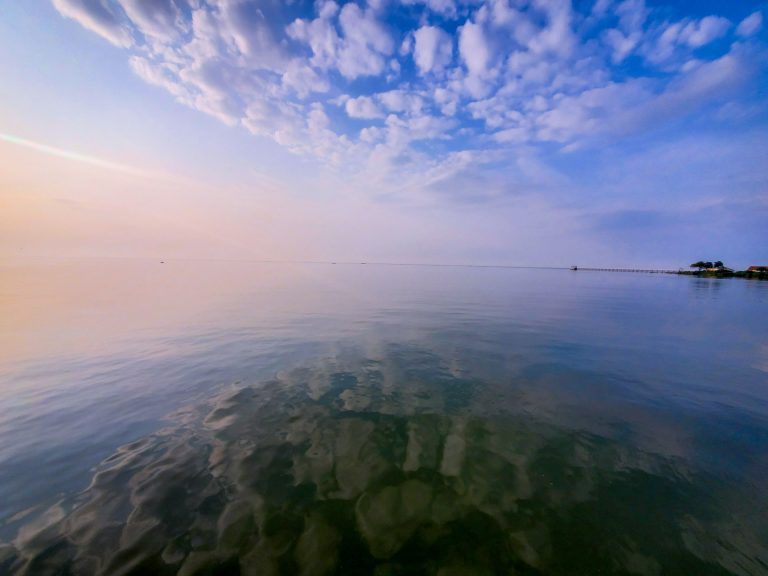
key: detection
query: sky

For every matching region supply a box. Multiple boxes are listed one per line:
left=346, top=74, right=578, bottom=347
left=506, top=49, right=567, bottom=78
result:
left=1, top=0, right=766, bottom=267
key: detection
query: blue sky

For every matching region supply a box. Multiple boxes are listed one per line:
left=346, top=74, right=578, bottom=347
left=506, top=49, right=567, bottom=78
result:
left=1, top=0, right=766, bottom=267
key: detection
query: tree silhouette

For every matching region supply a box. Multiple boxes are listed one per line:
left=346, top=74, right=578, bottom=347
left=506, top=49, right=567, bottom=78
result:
left=690, top=261, right=726, bottom=271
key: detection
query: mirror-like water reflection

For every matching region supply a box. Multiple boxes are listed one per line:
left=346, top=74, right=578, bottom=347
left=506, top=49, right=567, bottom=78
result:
left=5, top=346, right=766, bottom=575
left=1, top=262, right=767, bottom=575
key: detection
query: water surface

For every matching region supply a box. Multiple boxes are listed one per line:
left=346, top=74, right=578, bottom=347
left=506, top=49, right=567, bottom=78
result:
left=1, top=261, right=766, bottom=575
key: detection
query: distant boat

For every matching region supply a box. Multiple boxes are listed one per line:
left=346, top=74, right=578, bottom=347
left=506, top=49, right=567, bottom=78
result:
left=570, top=266, right=578, bottom=271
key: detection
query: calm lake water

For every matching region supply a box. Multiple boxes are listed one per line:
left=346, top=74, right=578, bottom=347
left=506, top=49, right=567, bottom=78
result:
left=1, top=260, right=767, bottom=575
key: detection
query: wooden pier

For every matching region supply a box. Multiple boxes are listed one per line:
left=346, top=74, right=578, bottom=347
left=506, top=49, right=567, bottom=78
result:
left=571, top=267, right=678, bottom=274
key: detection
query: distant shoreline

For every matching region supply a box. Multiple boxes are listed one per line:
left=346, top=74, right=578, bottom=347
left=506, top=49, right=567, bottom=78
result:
left=1, top=257, right=766, bottom=279
left=675, top=269, right=768, bottom=280
left=570, top=267, right=768, bottom=280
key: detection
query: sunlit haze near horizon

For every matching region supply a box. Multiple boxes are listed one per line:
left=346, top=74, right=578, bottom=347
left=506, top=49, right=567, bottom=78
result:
left=1, top=0, right=766, bottom=267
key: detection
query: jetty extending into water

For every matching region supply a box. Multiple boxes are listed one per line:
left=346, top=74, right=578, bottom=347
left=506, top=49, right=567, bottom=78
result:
left=570, top=267, right=676, bottom=274
left=570, top=266, right=768, bottom=279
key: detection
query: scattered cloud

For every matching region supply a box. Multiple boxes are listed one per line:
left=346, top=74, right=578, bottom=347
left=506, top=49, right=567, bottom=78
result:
left=345, top=96, right=384, bottom=119
left=289, top=2, right=395, bottom=80
left=50, top=0, right=766, bottom=206
left=679, top=16, right=731, bottom=48
left=413, top=25, right=453, bottom=75
left=737, top=11, right=763, bottom=37
left=459, top=20, right=491, bottom=77
left=118, top=0, right=181, bottom=40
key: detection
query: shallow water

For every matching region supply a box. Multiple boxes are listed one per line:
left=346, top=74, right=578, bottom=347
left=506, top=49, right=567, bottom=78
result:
left=1, top=261, right=767, bottom=575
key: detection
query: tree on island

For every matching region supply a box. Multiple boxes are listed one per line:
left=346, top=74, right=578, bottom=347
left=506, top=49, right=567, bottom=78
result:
left=690, top=261, right=726, bottom=271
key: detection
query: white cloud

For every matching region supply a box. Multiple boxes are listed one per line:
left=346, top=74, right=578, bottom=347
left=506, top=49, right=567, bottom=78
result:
left=459, top=20, right=490, bottom=76
left=129, top=55, right=186, bottom=99
left=737, top=12, right=763, bottom=38
left=282, top=60, right=330, bottom=98
left=615, top=0, right=646, bottom=34
left=387, top=113, right=455, bottom=141
left=591, top=0, right=612, bottom=19
left=378, top=90, right=425, bottom=115
left=52, top=0, right=132, bottom=47
left=337, top=4, right=395, bottom=78
left=179, top=60, right=249, bottom=124
left=185, top=8, right=222, bottom=62
left=413, top=25, right=453, bottom=75
left=216, top=0, right=289, bottom=71
left=532, top=46, right=750, bottom=147
left=318, top=1, right=340, bottom=20
left=493, top=126, right=530, bottom=143
left=679, top=16, right=730, bottom=49
left=287, top=11, right=339, bottom=70
left=118, top=0, right=180, bottom=40
left=528, top=0, right=576, bottom=57
left=242, top=98, right=303, bottom=147
left=346, top=96, right=384, bottom=119
left=601, top=0, right=645, bottom=62
left=534, top=81, right=649, bottom=143
left=603, top=28, right=641, bottom=63
left=488, top=1, right=537, bottom=45
left=643, top=15, right=731, bottom=68
left=434, top=87, right=459, bottom=116
left=400, top=0, right=458, bottom=18
left=360, top=126, right=385, bottom=143
left=289, top=3, right=394, bottom=80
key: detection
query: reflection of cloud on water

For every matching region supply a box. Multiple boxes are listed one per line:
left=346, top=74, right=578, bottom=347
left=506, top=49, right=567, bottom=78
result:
left=4, top=347, right=766, bottom=575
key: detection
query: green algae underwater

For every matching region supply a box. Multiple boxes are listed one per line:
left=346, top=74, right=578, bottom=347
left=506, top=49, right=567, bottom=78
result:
left=4, top=346, right=765, bottom=576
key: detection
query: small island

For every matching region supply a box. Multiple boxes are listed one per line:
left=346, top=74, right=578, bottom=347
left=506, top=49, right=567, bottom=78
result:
left=678, top=261, right=768, bottom=279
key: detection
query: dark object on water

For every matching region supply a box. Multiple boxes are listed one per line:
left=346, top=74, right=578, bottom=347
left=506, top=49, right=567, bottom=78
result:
left=570, top=266, right=578, bottom=271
